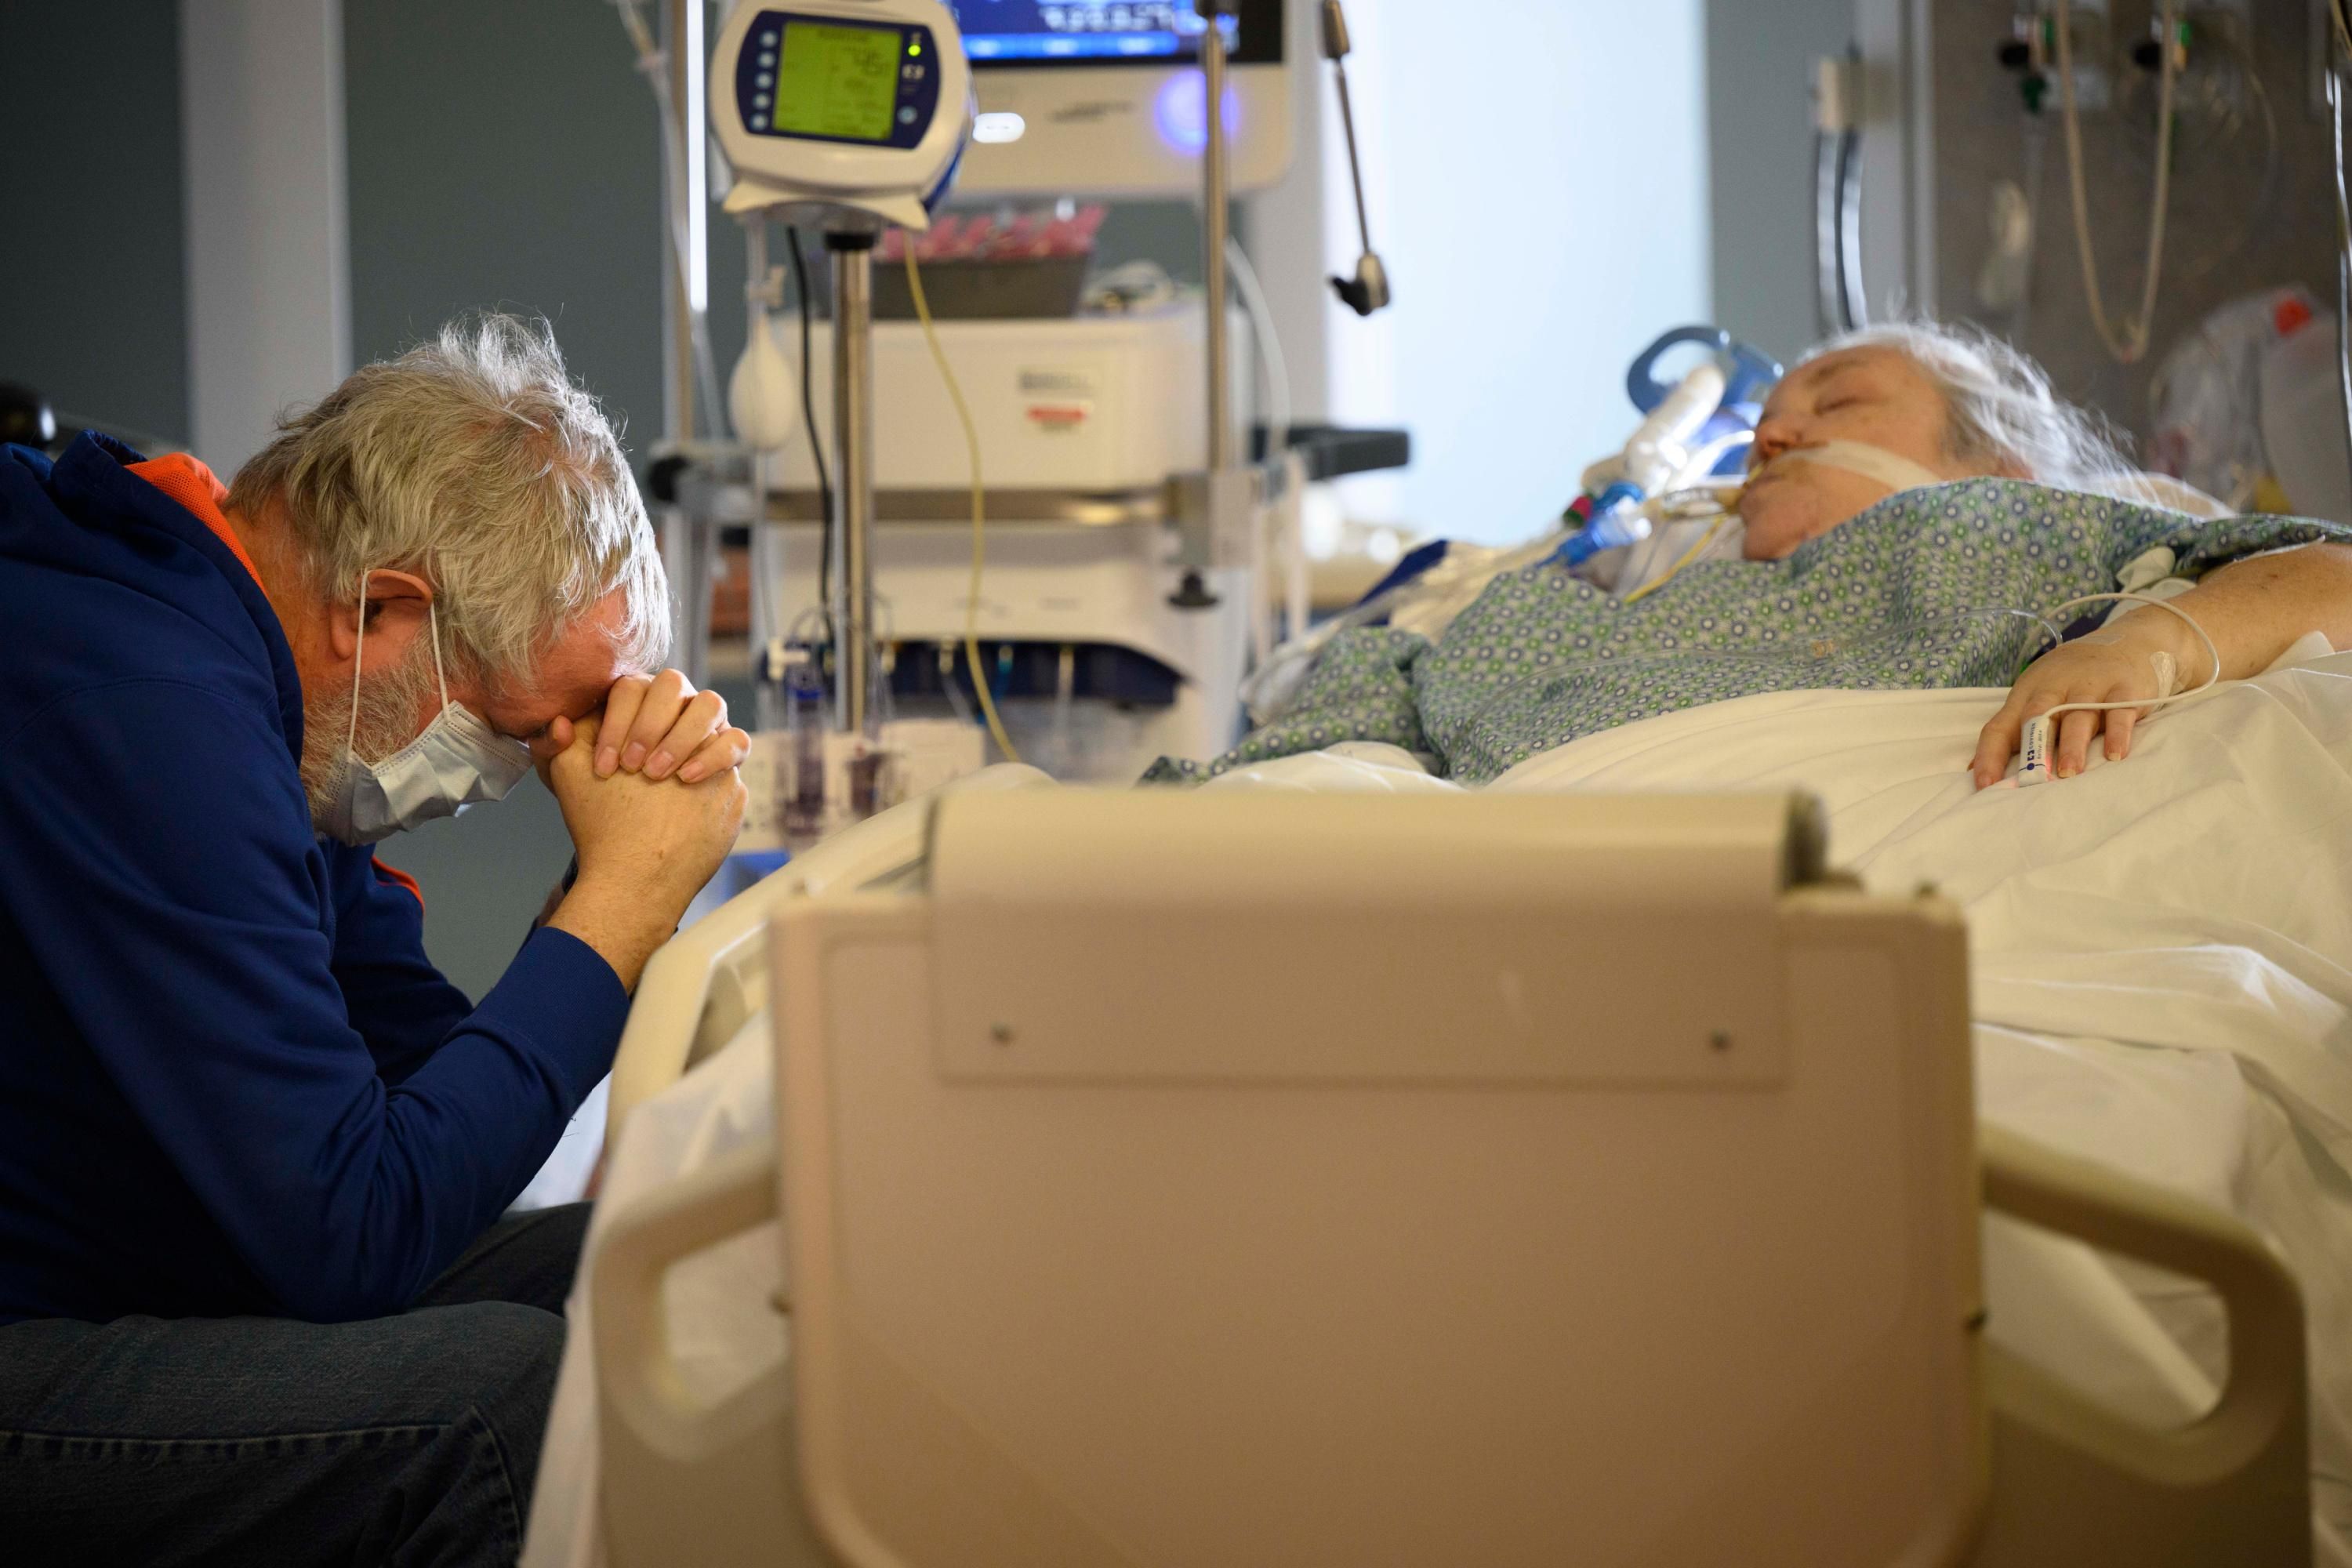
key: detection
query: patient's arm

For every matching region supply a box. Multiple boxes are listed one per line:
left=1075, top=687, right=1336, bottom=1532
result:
left=1971, top=542, right=2352, bottom=788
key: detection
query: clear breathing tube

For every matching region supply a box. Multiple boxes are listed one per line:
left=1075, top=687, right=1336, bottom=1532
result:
left=1561, top=361, right=1731, bottom=568
left=2330, top=5, right=2352, bottom=497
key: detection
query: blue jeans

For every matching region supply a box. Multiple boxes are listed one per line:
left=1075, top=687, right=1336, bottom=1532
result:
left=0, top=1203, right=590, bottom=1567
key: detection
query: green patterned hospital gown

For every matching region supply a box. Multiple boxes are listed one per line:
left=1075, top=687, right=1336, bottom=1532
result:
left=1150, top=479, right=2350, bottom=786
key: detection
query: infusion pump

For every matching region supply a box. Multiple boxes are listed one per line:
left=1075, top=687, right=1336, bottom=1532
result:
left=711, top=0, right=973, bottom=227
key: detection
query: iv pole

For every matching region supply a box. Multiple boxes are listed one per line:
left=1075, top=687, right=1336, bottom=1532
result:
left=1202, top=0, right=1235, bottom=477
left=1166, top=0, right=1256, bottom=611
left=1181, top=0, right=1388, bottom=610
left=829, top=233, right=879, bottom=735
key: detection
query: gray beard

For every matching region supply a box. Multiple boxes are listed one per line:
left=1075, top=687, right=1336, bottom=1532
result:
left=299, top=641, right=440, bottom=833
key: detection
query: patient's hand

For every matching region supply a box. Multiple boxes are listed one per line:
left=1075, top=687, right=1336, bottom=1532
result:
left=1973, top=543, right=2352, bottom=789
left=1970, top=622, right=2179, bottom=789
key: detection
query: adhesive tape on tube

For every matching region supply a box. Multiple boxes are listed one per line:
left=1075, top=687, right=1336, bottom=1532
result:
left=1772, top=441, right=1949, bottom=495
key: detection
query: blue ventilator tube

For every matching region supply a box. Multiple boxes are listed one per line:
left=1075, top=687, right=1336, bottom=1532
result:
left=1549, top=326, right=1783, bottom=573
left=1555, top=490, right=1650, bottom=568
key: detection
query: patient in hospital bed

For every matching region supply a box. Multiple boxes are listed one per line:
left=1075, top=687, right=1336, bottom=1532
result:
left=1125, top=321, right=2352, bottom=1555
left=538, top=325, right=2352, bottom=1566
left=1150, top=321, right=2352, bottom=787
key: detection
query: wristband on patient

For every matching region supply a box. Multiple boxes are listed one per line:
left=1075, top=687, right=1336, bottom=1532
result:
left=2017, top=593, right=2220, bottom=787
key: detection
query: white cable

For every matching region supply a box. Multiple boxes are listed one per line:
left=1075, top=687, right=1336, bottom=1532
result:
left=1222, top=237, right=1291, bottom=666
left=2017, top=591, right=2220, bottom=785
left=1221, top=238, right=1291, bottom=463
left=2053, top=0, right=2180, bottom=365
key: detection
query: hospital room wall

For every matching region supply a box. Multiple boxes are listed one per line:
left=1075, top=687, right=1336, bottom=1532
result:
left=0, top=2, right=191, bottom=448
left=336, top=0, right=690, bottom=1002
left=1704, top=0, right=1864, bottom=366
left=1920, top=0, right=2342, bottom=447
left=1315, top=0, right=1715, bottom=547
left=339, top=0, right=1216, bottom=1000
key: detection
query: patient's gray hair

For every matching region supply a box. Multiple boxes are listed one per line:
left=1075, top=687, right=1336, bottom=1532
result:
left=230, top=313, right=669, bottom=687
left=1809, top=321, right=2136, bottom=495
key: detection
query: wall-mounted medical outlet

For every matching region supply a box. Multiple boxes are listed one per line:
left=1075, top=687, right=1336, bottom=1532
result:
left=2012, top=0, right=2113, bottom=114
left=2172, top=2, right=2253, bottom=114
left=2179, top=0, right=2252, bottom=40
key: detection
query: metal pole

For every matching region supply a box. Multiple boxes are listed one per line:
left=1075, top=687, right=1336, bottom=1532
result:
left=656, top=0, right=713, bottom=683
left=1325, top=5, right=1374, bottom=263
left=829, top=235, right=877, bottom=735
left=666, top=0, right=700, bottom=442
left=1200, top=1, right=1234, bottom=470
left=661, top=515, right=715, bottom=686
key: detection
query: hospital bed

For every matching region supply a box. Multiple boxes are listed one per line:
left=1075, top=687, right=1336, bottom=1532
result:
left=547, top=772, right=2314, bottom=1567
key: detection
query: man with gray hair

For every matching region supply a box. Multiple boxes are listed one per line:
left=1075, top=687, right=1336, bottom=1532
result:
left=0, top=314, right=749, bottom=1564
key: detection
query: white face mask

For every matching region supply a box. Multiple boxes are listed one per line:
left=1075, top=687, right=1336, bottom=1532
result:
left=318, top=575, right=534, bottom=847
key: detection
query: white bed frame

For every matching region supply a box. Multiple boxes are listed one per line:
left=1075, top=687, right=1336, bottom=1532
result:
left=588, top=779, right=2312, bottom=1566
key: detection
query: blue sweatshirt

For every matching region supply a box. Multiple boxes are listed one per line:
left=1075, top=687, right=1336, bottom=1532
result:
left=0, top=434, right=629, bottom=1325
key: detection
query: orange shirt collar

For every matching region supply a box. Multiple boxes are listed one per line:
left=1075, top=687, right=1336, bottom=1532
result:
left=126, top=452, right=425, bottom=906
left=127, top=453, right=264, bottom=588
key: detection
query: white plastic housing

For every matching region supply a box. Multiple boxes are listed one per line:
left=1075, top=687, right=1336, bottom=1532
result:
left=712, top=0, right=973, bottom=229
left=768, top=302, right=1253, bottom=493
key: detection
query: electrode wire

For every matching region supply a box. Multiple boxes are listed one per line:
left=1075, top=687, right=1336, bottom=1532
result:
left=784, top=228, right=836, bottom=643
left=2023, top=592, right=2222, bottom=759
left=902, top=248, right=1022, bottom=764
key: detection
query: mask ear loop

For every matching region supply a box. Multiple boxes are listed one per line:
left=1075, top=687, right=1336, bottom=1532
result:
left=347, top=569, right=369, bottom=759
left=350, top=572, right=452, bottom=757
left=426, top=593, right=449, bottom=713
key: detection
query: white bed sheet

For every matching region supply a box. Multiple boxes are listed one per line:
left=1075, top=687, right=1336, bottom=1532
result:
left=1490, top=648, right=2352, bottom=1552
left=1141, top=642, right=2352, bottom=1555
left=528, top=648, right=2352, bottom=1566
left=525, top=1011, right=782, bottom=1568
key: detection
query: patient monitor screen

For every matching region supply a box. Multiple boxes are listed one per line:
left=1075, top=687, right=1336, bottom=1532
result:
left=775, top=20, right=902, bottom=142
left=949, top=2, right=1265, bottom=64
